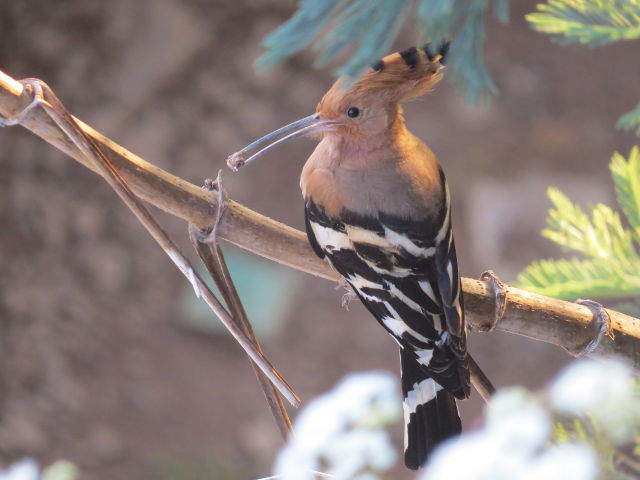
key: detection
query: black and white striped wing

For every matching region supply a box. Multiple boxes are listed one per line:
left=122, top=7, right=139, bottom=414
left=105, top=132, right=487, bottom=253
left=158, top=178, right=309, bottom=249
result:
left=304, top=188, right=470, bottom=469
left=304, top=197, right=469, bottom=398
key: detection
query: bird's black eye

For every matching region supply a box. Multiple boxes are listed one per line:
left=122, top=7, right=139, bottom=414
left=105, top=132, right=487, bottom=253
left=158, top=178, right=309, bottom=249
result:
left=347, top=107, right=360, bottom=118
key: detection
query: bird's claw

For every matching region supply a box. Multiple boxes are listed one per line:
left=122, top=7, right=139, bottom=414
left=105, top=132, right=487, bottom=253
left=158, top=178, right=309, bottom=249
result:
left=0, top=79, right=46, bottom=127
left=567, top=299, right=614, bottom=357
left=336, top=277, right=357, bottom=311
left=477, top=270, right=507, bottom=332
left=192, top=170, right=228, bottom=244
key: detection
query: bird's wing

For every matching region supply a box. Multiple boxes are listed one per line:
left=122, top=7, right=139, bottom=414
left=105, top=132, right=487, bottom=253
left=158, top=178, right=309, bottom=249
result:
left=304, top=198, right=469, bottom=398
left=372, top=178, right=467, bottom=361
left=304, top=203, right=326, bottom=259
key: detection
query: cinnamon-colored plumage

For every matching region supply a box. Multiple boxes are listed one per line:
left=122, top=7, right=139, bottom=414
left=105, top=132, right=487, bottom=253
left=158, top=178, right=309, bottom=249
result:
left=228, top=43, right=469, bottom=470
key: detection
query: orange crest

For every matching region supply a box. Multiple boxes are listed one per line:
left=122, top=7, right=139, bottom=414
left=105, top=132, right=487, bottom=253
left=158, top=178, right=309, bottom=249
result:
left=319, top=43, right=449, bottom=115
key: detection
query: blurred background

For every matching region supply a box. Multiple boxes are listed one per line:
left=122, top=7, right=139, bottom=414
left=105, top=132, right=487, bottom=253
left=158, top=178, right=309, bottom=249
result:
left=0, top=1, right=638, bottom=478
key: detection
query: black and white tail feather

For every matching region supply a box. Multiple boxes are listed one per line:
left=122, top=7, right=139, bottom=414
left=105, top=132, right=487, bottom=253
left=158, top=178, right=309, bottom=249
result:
left=304, top=169, right=470, bottom=470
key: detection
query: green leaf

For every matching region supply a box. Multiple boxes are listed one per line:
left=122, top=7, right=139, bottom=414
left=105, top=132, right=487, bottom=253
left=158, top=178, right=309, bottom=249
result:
left=542, top=187, right=594, bottom=256
left=518, top=147, right=640, bottom=300
left=589, top=203, right=640, bottom=268
left=516, top=257, right=640, bottom=300
left=417, top=0, right=457, bottom=39
left=255, top=0, right=348, bottom=72
left=316, top=0, right=408, bottom=79
left=526, top=0, right=640, bottom=46
left=617, top=101, right=640, bottom=136
left=542, top=186, right=639, bottom=266
left=256, top=0, right=509, bottom=102
left=444, top=3, right=499, bottom=102
left=493, top=0, right=510, bottom=23
left=610, top=147, right=640, bottom=240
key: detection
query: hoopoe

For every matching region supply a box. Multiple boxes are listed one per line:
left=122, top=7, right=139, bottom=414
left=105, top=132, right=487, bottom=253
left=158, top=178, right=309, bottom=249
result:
left=228, top=43, right=470, bottom=470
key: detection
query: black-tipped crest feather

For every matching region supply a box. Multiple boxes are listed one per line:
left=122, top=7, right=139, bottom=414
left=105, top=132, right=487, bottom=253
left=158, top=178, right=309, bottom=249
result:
left=438, top=41, right=451, bottom=64
left=399, top=46, right=419, bottom=68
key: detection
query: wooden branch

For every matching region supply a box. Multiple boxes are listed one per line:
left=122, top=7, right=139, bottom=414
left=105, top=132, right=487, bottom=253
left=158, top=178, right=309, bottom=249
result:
left=1, top=69, right=639, bottom=369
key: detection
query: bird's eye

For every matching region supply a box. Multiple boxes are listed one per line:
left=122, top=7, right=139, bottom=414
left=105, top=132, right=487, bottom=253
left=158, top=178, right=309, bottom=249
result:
left=347, top=107, right=360, bottom=118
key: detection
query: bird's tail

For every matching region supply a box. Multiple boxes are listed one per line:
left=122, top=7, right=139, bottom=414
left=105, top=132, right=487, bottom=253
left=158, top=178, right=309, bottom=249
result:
left=401, top=349, right=461, bottom=470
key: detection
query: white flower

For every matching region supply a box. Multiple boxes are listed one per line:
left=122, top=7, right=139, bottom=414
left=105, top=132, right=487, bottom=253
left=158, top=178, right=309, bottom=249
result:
left=421, top=430, right=521, bottom=480
left=323, top=430, right=395, bottom=479
left=0, top=459, right=40, bottom=480
left=516, top=443, right=598, bottom=480
left=548, top=357, right=639, bottom=442
left=485, top=387, right=551, bottom=455
left=273, top=371, right=400, bottom=480
left=421, top=388, right=552, bottom=480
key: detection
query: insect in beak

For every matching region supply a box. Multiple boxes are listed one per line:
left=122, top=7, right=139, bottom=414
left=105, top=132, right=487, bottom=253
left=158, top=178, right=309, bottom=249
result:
left=227, top=113, right=341, bottom=171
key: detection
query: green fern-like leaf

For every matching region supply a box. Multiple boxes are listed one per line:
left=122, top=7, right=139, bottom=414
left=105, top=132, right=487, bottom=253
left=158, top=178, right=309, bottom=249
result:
left=256, top=0, right=509, bottom=102
left=542, top=187, right=594, bottom=255
left=314, top=0, right=408, bottom=78
left=610, top=146, right=640, bottom=239
left=590, top=204, right=640, bottom=267
left=542, top=189, right=637, bottom=265
left=255, top=0, right=348, bottom=71
left=440, top=2, right=499, bottom=101
left=617, top=102, right=640, bottom=136
left=526, top=0, right=640, bottom=46
left=516, top=257, right=640, bottom=299
left=518, top=147, right=640, bottom=300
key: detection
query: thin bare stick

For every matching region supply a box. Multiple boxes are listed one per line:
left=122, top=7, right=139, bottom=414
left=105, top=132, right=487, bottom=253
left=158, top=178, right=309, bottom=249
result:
left=192, top=235, right=293, bottom=437
left=188, top=175, right=292, bottom=438
left=1, top=78, right=299, bottom=408
left=468, top=355, right=495, bottom=402
left=0, top=70, right=638, bottom=369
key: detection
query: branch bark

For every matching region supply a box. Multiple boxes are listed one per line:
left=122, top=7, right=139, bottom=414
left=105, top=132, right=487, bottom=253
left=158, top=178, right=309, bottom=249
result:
left=1, top=69, right=638, bottom=368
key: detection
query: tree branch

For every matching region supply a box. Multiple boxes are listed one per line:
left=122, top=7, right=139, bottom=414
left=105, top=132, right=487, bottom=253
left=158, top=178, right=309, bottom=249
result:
left=1, top=69, right=638, bottom=369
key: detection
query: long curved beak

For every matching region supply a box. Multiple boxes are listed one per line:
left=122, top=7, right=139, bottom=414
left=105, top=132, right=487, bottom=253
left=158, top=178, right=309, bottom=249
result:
left=227, top=113, right=341, bottom=171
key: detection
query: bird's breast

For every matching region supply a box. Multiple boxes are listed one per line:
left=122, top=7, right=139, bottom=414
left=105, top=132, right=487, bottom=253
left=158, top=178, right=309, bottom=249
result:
left=301, top=134, right=444, bottom=223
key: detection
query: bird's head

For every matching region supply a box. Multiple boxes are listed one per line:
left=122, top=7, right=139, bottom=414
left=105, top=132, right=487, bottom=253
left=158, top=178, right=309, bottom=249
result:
left=316, top=44, right=447, bottom=139
left=227, top=43, right=448, bottom=170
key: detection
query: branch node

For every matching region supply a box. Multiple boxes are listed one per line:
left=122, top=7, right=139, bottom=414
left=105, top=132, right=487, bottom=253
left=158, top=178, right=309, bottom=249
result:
left=476, top=270, right=507, bottom=332
left=566, top=299, right=614, bottom=357
left=193, top=170, right=228, bottom=244
left=0, top=79, right=45, bottom=126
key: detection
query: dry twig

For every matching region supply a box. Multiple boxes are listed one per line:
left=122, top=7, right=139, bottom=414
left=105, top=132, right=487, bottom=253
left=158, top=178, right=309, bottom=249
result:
left=0, top=70, right=638, bottom=370
left=0, top=76, right=300, bottom=408
left=188, top=173, right=292, bottom=438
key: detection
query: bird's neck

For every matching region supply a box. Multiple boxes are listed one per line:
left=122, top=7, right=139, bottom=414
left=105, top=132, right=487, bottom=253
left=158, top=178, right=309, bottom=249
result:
left=320, top=110, right=409, bottom=171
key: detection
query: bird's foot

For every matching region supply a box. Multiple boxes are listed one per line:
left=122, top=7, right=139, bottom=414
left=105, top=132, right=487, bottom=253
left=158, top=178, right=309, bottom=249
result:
left=192, top=170, right=228, bottom=244
left=476, top=270, right=507, bottom=332
left=336, top=277, right=357, bottom=311
left=0, top=79, right=46, bottom=127
left=567, top=299, right=614, bottom=357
